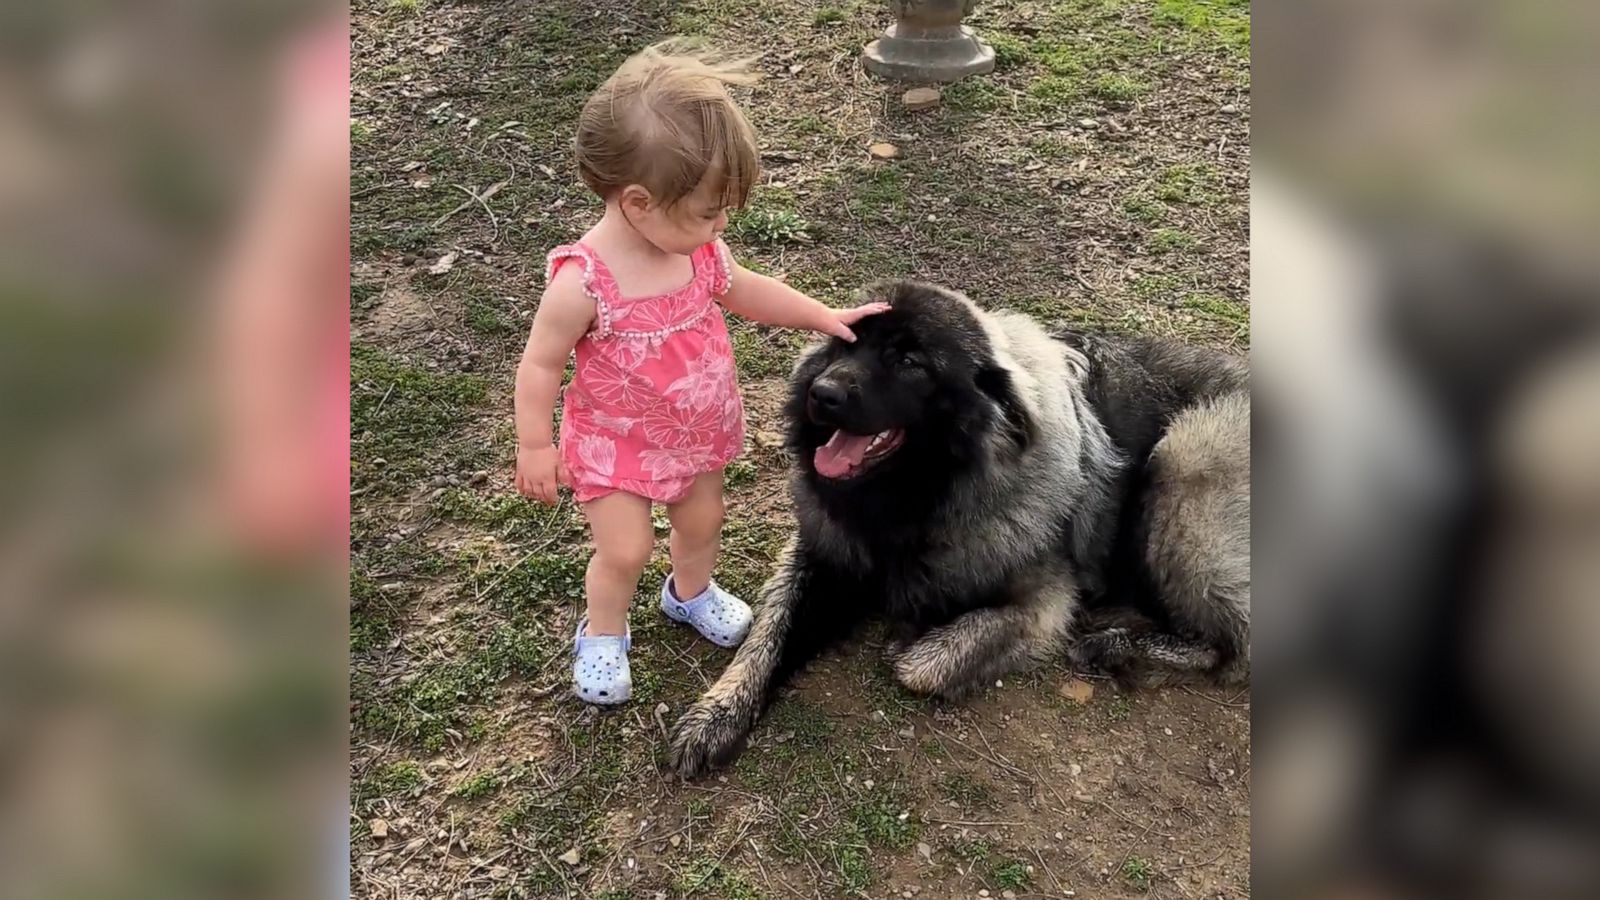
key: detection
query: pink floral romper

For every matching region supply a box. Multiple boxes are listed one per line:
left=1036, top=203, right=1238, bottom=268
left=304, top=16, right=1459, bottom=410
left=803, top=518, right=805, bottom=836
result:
left=546, top=240, right=746, bottom=505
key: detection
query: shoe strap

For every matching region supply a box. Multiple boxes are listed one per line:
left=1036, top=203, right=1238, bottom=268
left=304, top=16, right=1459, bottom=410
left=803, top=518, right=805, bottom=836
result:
left=574, top=616, right=632, bottom=652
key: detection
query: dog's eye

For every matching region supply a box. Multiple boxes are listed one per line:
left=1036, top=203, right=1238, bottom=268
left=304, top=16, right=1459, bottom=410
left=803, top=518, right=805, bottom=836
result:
left=897, top=354, right=920, bottom=369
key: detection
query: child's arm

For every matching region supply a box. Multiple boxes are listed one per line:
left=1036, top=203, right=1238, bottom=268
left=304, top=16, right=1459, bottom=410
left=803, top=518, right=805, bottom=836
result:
left=717, top=247, right=889, bottom=342
left=513, top=269, right=595, bottom=504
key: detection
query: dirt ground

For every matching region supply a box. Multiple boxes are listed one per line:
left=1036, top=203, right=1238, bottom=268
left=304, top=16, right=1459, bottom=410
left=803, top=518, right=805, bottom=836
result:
left=350, top=1, right=1250, bottom=897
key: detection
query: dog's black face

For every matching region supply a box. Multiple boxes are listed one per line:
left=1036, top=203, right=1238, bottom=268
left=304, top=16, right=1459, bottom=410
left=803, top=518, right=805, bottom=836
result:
left=787, top=281, right=1029, bottom=491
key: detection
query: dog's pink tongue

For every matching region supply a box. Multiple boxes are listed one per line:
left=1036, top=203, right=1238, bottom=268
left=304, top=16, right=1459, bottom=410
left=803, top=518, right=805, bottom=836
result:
left=814, top=430, right=873, bottom=478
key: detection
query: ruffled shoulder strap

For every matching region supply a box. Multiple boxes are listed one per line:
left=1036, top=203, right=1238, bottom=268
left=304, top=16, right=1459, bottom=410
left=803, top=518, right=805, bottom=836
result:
left=697, top=240, right=734, bottom=297
left=545, top=243, right=613, bottom=338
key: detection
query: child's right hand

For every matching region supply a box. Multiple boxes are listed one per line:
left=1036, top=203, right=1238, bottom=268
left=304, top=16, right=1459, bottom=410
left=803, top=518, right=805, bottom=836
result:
left=515, top=444, right=566, bottom=505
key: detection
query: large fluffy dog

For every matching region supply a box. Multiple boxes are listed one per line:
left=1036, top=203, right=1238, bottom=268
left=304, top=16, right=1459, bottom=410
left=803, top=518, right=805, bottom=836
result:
left=670, top=281, right=1249, bottom=777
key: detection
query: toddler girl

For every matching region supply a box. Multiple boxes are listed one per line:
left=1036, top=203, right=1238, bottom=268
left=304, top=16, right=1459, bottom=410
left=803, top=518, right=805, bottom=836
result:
left=512, top=41, right=887, bottom=704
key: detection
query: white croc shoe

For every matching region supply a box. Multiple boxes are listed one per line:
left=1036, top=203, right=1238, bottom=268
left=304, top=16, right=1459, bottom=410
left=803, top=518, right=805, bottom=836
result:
left=660, top=575, right=752, bottom=648
left=572, top=617, right=631, bottom=705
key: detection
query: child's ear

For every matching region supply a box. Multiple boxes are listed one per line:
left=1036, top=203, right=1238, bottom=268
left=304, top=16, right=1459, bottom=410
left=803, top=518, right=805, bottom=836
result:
left=619, top=184, right=654, bottom=214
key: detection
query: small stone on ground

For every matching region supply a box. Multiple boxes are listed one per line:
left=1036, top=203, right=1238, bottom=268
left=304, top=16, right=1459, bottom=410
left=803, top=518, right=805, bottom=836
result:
left=903, top=87, right=941, bottom=110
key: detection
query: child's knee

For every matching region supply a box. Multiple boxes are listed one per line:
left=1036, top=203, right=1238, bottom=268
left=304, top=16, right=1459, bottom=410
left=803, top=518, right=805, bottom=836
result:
left=594, top=535, right=653, bottom=575
left=674, top=505, right=724, bottom=545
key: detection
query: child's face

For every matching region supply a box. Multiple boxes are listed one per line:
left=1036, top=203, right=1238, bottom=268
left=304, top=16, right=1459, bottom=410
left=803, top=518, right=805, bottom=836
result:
left=623, top=179, right=732, bottom=255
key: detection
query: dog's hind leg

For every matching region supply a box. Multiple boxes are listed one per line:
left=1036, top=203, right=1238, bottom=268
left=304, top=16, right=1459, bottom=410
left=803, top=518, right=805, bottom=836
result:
left=1087, top=390, right=1250, bottom=686
left=1071, top=626, right=1229, bottom=687
left=891, top=570, right=1076, bottom=699
left=670, top=541, right=863, bottom=778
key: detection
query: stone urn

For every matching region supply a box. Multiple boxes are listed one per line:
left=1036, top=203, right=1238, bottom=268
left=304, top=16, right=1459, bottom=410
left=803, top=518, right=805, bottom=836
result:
left=863, top=0, right=996, bottom=83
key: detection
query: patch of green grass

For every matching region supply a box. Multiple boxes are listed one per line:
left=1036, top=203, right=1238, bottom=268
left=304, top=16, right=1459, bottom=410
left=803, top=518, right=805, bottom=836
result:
left=991, top=291, right=1075, bottom=324
left=464, top=294, right=514, bottom=336
left=841, top=165, right=907, bottom=222
left=1183, top=293, right=1249, bottom=335
left=687, top=796, right=714, bottom=819
left=832, top=841, right=871, bottom=893
left=354, top=624, right=548, bottom=752
left=1093, top=73, right=1151, bottom=103
left=629, top=662, right=666, bottom=704
left=350, top=570, right=405, bottom=655
left=724, top=458, right=758, bottom=490
left=1132, top=273, right=1185, bottom=302
left=452, top=771, right=501, bottom=801
left=1027, top=135, right=1078, bottom=160
left=1148, top=228, right=1197, bottom=254
left=464, top=551, right=588, bottom=615
left=1059, top=306, right=1119, bottom=330
left=351, top=343, right=488, bottom=493
left=716, top=516, right=788, bottom=602
left=433, top=489, right=567, bottom=537
left=1034, top=40, right=1093, bottom=78
left=352, top=281, right=383, bottom=313
left=728, top=206, right=810, bottom=246
left=789, top=113, right=836, bottom=138
left=1155, top=163, right=1221, bottom=205
left=952, top=836, right=993, bottom=866
left=675, top=855, right=765, bottom=899
left=389, top=0, right=421, bottom=13
left=1122, top=855, right=1156, bottom=891
left=497, top=732, right=631, bottom=893
left=1107, top=693, right=1135, bottom=722
left=939, top=772, right=997, bottom=810
left=355, top=760, right=425, bottom=806
left=350, top=120, right=373, bottom=144
left=943, top=79, right=1004, bottom=113
left=992, top=858, right=1033, bottom=890
left=1028, top=76, right=1081, bottom=107
left=1123, top=194, right=1165, bottom=225
left=988, top=33, right=1030, bottom=69
left=762, top=697, right=836, bottom=754
left=1155, top=0, right=1250, bottom=56
left=848, top=791, right=919, bottom=850
left=812, top=7, right=846, bottom=26
left=729, top=323, right=802, bottom=380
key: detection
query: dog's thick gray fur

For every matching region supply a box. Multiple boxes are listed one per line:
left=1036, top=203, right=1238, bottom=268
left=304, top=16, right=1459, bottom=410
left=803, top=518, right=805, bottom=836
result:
left=670, top=282, right=1249, bottom=777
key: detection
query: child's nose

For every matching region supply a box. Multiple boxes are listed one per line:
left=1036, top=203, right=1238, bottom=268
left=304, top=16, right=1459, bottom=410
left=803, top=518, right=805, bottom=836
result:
left=714, top=211, right=728, bottom=231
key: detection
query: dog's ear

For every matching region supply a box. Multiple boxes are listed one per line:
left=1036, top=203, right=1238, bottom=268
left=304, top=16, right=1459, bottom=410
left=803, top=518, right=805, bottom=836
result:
left=975, top=364, right=1038, bottom=451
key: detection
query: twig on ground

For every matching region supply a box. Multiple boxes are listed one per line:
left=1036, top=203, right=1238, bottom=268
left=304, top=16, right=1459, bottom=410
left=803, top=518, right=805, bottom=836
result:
left=1031, top=846, right=1067, bottom=895
left=1109, top=818, right=1157, bottom=886
left=431, top=179, right=509, bottom=235
left=925, top=818, right=1026, bottom=828
left=927, top=724, right=1030, bottom=780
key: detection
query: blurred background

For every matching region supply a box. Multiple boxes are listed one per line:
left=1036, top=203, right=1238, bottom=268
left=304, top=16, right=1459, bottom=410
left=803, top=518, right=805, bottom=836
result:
left=1253, top=1, right=1600, bottom=897
left=0, top=0, right=1596, bottom=898
left=0, top=1, right=348, bottom=899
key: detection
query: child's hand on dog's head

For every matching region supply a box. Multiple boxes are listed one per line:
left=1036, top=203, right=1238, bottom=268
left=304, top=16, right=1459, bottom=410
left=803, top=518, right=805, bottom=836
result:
left=822, top=302, right=893, bottom=343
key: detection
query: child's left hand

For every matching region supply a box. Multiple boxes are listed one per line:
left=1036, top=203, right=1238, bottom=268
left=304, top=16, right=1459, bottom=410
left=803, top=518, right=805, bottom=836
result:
left=820, top=302, right=892, bottom=343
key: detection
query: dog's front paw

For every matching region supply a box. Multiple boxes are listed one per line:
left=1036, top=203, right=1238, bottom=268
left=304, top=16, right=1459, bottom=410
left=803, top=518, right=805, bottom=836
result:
left=669, top=696, right=753, bottom=779
left=892, top=639, right=956, bottom=697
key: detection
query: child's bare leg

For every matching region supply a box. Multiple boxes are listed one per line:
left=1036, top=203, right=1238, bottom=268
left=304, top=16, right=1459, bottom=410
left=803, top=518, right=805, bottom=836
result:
left=666, top=470, right=724, bottom=598
left=582, top=491, right=653, bottom=635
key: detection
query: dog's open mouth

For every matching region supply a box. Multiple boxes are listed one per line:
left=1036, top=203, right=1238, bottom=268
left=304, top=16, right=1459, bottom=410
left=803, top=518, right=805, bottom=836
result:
left=813, top=428, right=904, bottom=480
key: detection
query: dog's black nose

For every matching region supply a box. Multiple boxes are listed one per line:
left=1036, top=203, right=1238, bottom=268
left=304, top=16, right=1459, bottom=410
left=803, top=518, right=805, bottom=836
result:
left=808, top=378, right=847, bottom=411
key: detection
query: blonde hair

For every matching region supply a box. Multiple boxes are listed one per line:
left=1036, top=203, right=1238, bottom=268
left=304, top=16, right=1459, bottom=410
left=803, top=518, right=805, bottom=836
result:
left=575, top=40, right=761, bottom=211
